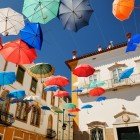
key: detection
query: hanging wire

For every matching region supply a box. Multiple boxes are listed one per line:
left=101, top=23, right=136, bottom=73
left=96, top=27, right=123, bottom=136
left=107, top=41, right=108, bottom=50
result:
left=120, top=22, right=126, bottom=38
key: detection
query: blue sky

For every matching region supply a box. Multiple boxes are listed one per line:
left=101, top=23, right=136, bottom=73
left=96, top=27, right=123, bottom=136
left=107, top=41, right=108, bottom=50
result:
left=1, top=0, right=140, bottom=92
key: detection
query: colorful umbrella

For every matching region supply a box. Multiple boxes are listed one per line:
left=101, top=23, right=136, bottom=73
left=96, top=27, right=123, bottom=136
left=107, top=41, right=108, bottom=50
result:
left=51, top=106, right=63, bottom=113
left=126, top=34, right=140, bottom=52
left=8, top=90, right=26, bottom=99
left=44, top=75, right=69, bottom=87
left=20, top=22, right=43, bottom=50
left=96, top=96, right=107, bottom=102
left=81, top=104, right=93, bottom=109
left=68, top=108, right=80, bottom=113
left=73, top=64, right=95, bottom=77
left=89, top=81, right=105, bottom=88
left=89, top=87, right=105, bottom=96
left=64, top=103, right=76, bottom=109
left=54, top=90, right=69, bottom=98
left=72, top=87, right=83, bottom=93
left=44, top=85, right=59, bottom=92
left=24, top=95, right=40, bottom=102
left=41, top=105, right=50, bottom=110
left=59, top=0, right=93, bottom=32
left=68, top=114, right=76, bottom=117
left=112, top=0, right=134, bottom=21
left=0, top=72, right=16, bottom=86
left=119, top=67, right=134, bottom=81
left=0, top=39, right=37, bottom=65
left=28, top=63, right=55, bottom=81
left=10, top=99, right=27, bottom=104
left=22, top=0, right=60, bottom=24
left=0, top=7, right=24, bottom=36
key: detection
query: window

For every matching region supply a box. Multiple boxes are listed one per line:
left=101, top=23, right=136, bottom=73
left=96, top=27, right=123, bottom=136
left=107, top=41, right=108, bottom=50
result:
left=30, top=77, right=38, bottom=93
left=16, top=66, right=25, bottom=84
left=47, top=115, right=53, bottom=129
left=89, top=72, right=99, bottom=83
left=112, top=68, right=123, bottom=84
left=0, top=90, right=10, bottom=112
left=30, top=106, right=41, bottom=127
left=91, top=128, right=104, bottom=140
left=0, top=135, right=3, bottom=140
left=15, top=102, right=29, bottom=122
left=51, top=92, right=55, bottom=106
left=42, top=86, right=47, bottom=101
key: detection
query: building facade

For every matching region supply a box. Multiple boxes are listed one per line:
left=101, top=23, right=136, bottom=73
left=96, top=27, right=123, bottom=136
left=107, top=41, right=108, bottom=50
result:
left=0, top=56, right=73, bottom=140
left=66, top=43, right=140, bottom=140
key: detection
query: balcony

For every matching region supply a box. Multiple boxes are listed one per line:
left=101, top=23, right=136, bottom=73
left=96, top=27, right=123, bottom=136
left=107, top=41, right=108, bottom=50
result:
left=46, top=129, right=56, bottom=139
left=0, top=110, right=14, bottom=126
left=78, top=73, right=140, bottom=96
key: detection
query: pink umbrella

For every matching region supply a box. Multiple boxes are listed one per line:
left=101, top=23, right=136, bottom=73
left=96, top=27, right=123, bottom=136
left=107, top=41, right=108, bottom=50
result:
left=54, top=90, right=69, bottom=98
left=89, top=87, right=105, bottom=96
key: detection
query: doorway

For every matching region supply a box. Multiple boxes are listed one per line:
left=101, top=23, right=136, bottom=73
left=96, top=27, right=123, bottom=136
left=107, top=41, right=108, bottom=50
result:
left=117, top=126, right=140, bottom=140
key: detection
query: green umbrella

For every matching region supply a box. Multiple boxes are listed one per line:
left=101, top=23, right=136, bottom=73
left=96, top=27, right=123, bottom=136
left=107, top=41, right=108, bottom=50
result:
left=28, top=63, right=55, bottom=81
left=64, top=103, right=76, bottom=110
left=51, top=106, right=63, bottom=113
left=22, top=0, right=60, bottom=24
left=89, top=81, right=105, bottom=88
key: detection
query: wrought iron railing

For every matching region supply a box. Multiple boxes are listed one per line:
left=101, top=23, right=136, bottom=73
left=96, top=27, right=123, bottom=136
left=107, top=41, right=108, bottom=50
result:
left=0, top=110, right=14, bottom=126
left=46, top=129, right=56, bottom=139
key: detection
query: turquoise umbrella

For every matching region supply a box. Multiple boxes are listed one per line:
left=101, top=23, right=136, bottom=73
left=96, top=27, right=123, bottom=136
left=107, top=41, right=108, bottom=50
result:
left=89, top=81, right=105, bottom=88
left=64, top=103, right=76, bottom=110
left=22, top=0, right=60, bottom=24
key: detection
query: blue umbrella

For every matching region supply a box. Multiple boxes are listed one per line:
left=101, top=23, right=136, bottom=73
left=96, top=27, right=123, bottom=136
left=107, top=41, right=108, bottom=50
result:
left=20, top=22, right=43, bottom=50
left=44, top=85, right=59, bottom=92
left=126, top=34, right=140, bottom=52
left=68, top=114, right=76, bottom=117
left=96, top=96, right=107, bottom=102
left=10, top=99, right=25, bottom=104
left=41, top=105, right=51, bottom=110
left=8, top=90, right=26, bottom=99
left=0, top=98, right=4, bottom=101
left=0, top=72, right=16, bottom=86
left=119, top=67, right=134, bottom=81
left=81, top=104, right=93, bottom=109
left=89, top=81, right=105, bottom=88
left=72, top=87, right=83, bottom=93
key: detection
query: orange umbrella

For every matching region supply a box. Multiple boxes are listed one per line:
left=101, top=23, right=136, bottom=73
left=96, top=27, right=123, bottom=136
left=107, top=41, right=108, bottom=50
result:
left=89, top=87, right=105, bottom=96
left=112, top=0, right=134, bottom=21
left=0, top=39, right=37, bottom=65
left=68, top=108, right=80, bottom=113
left=54, top=90, right=69, bottom=98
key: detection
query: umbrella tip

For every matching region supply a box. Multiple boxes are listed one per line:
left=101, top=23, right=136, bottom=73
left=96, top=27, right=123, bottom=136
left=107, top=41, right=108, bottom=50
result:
left=126, top=32, right=131, bottom=39
left=72, top=50, right=77, bottom=59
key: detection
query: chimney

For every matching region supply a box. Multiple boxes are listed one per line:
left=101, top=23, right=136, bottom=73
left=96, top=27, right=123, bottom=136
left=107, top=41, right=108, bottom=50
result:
left=126, top=32, right=132, bottom=41
left=72, top=50, right=77, bottom=59
left=98, top=45, right=102, bottom=52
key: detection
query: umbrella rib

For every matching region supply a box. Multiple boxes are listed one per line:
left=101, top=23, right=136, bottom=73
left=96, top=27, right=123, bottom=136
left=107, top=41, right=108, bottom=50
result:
left=7, top=19, right=18, bottom=34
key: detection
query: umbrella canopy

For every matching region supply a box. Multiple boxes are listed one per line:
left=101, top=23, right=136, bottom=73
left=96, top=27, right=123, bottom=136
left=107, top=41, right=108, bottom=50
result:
left=10, top=99, right=27, bottom=104
left=81, top=104, right=93, bottom=109
left=44, top=85, right=59, bottom=92
left=0, top=7, right=24, bottom=36
left=73, top=64, right=95, bottom=77
left=96, top=96, right=107, bottom=102
left=89, top=87, right=105, bottom=96
left=72, top=87, right=83, bottom=93
left=22, top=0, right=60, bottom=24
left=112, top=0, right=134, bottom=21
left=8, top=90, right=26, bottom=99
left=0, top=39, right=37, bottom=65
left=119, top=67, right=134, bottom=81
left=51, top=106, right=63, bottom=113
left=89, top=81, right=105, bottom=88
left=54, top=90, right=69, bottom=98
left=24, top=95, right=40, bottom=102
left=64, top=103, right=76, bottom=109
left=68, top=114, right=76, bottom=117
left=0, top=72, right=16, bottom=86
left=44, top=75, right=69, bottom=87
left=68, top=108, right=80, bottom=113
left=126, top=34, right=140, bottom=52
left=59, top=0, right=93, bottom=32
left=28, top=63, right=55, bottom=79
left=20, top=22, right=43, bottom=50
left=41, top=105, right=51, bottom=110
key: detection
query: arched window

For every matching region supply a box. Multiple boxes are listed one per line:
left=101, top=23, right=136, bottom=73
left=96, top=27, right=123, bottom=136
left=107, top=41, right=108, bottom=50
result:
left=0, top=90, right=10, bottom=112
left=48, top=115, right=53, bottom=129
left=30, top=106, right=41, bottom=127
left=51, top=92, right=55, bottom=106
left=16, top=102, right=29, bottom=122
left=91, top=128, right=104, bottom=140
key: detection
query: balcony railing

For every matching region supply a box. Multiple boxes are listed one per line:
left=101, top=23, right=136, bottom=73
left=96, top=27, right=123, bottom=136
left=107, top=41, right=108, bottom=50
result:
left=0, top=110, right=14, bottom=126
left=46, top=129, right=56, bottom=139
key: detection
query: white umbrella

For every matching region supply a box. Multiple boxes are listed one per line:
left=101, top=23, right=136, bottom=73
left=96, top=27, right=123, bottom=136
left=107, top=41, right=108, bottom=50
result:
left=24, top=95, right=41, bottom=104
left=0, top=7, right=25, bottom=36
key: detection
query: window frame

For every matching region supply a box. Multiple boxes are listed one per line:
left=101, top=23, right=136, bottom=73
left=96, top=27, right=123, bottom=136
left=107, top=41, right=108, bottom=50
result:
left=16, top=66, right=25, bottom=85
left=30, top=77, right=38, bottom=94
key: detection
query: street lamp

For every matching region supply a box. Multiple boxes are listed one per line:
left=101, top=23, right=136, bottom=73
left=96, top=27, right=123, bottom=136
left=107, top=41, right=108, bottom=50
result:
left=62, top=123, right=67, bottom=130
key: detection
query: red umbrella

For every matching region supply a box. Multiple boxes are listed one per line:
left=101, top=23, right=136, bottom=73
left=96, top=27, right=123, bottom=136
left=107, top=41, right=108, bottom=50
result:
left=0, top=39, right=37, bottom=65
left=73, top=64, right=95, bottom=77
left=68, top=108, right=80, bottom=113
left=89, top=87, right=105, bottom=96
left=44, top=75, right=69, bottom=87
left=54, top=90, right=69, bottom=98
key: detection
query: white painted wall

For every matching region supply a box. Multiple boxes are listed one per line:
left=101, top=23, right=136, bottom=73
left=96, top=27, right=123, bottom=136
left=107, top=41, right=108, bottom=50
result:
left=75, top=46, right=140, bottom=131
